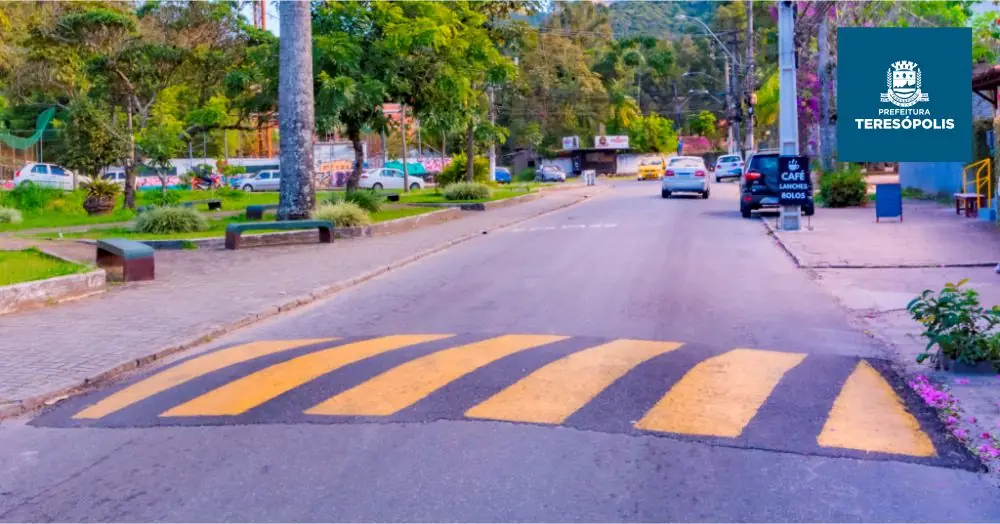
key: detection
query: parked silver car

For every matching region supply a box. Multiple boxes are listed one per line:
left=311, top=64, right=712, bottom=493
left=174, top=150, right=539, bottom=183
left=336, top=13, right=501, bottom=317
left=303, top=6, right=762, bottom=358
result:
left=536, top=165, right=566, bottom=182
left=238, top=170, right=281, bottom=192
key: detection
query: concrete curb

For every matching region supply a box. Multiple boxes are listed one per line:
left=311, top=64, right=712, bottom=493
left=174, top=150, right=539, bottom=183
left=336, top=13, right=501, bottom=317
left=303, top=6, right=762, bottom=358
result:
left=0, top=190, right=602, bottom=421
left=0, top=269, right=106, bottom=316
left=760, top=219, right=997, bottom=269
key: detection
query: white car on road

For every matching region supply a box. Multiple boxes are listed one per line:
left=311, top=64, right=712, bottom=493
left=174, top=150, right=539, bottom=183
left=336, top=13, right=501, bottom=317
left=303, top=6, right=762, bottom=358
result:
left=14, top=163, right=88, bottom=190
left=713, top=154, right=744, bottom=182
left=662, top=156, right=710, bottom=199
left=360, top=168, right=424, bottom=190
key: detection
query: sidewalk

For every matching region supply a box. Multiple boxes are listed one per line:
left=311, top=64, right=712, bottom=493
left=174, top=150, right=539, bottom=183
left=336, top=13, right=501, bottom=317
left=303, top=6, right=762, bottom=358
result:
left=763, top=198, right=1000, bottom=469
left=0, top=186, right=601, bottom=416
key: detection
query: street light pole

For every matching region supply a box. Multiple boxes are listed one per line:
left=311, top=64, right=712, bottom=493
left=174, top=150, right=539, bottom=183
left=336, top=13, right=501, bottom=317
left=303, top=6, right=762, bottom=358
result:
left=745, top=0, right=756, bottom=154
left=724, top=57, right=734, bottom=154
left=778, top=0, right=801, bottom=231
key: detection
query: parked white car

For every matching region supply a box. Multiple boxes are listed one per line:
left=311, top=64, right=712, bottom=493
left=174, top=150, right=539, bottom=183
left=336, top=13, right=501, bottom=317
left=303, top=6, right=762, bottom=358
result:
left=14, top=163, right=88, bottom=190
left=360, top=168, right=424, bottom=190
left=536, top=165, right=566, bottom=182
left=238, top=169, right=282, bottom=192
left=101, top=170, right=127, bottom=186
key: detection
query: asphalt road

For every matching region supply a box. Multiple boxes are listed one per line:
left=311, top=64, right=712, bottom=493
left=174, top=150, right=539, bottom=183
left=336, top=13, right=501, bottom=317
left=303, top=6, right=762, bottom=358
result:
left=3, top=180, right=998, bottom=522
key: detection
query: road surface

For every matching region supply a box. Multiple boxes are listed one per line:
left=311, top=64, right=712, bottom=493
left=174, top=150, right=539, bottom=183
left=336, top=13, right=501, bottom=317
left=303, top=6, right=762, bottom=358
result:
left=2, top=181, right=996, bottom=522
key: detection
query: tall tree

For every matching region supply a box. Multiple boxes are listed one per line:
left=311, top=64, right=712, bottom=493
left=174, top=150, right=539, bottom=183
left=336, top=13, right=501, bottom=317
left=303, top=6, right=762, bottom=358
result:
left=277, top=0, right=315, bottom=219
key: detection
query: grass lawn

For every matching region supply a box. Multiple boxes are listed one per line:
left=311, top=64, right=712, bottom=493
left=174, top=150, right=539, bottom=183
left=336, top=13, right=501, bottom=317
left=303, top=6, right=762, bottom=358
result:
left=0, top=248, right=88, bottom=286
left=398, top=187, right=533, bottom=204
left=30, top=206, right=439, bottom=241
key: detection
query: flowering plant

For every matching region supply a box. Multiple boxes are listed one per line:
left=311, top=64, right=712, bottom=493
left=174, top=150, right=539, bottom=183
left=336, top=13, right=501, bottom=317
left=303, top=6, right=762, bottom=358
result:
left=907, top=279, right=1000, bottom=370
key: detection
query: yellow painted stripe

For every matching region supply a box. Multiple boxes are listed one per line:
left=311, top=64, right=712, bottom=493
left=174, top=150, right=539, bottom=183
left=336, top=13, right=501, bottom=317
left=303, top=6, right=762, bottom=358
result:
left=465, top=339, right=683, bottom=424
left=162, top=334, right=452, bottom=417
left=635, top=348, right=805, bottom=437
left=306, top=334, right=568, bottom=416
left=817, top=361, right=935, bottom=457
left=73, top=339, right=336, bottom=420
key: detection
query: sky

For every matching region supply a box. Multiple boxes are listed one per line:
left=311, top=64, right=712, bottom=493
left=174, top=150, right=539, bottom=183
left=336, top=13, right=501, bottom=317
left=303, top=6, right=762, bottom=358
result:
left=240, top=0, right=281, bottom=36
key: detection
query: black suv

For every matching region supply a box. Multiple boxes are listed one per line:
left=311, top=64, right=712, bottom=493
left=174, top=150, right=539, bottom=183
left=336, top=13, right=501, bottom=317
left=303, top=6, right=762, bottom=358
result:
left=739, top=150, right=815, bottom=219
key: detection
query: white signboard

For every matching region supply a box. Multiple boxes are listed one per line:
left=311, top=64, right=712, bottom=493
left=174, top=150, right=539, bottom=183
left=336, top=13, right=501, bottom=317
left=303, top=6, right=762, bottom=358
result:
left=594, top=135, right=629, bottom=149
left=562, top=136, right=580, bottom=150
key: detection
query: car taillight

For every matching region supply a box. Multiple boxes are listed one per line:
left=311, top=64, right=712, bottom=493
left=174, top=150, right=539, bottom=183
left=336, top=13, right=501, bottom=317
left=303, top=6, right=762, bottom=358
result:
left=14, top=170, right=19, bottom=178
left=745, top=171, right=761, bottom=182
left=665, top=170, right=675, bottom=177
left=695, top=170, right=705, bottom=177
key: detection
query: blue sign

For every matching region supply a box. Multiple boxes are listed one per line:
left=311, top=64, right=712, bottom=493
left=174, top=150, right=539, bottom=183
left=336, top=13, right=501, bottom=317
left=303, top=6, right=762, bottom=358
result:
left=838, top=28, right=972, bottom=162
left=875, top=183, right=903, bottom=222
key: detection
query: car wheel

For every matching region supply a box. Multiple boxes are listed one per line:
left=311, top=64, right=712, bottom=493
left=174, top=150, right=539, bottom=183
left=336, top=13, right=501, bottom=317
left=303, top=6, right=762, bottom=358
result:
left=661, top=190, right=671, bottom=199
left=740, top=202, right=752, bottom=218
left=715, top=176, right=720, bottom=183
left=372, top=182, right=383, bottom=190
left=409, top=183, right=420, bottom=191
left=242, top=184, right=253, bottom=192
left=702, top=190, right=710, bottom=199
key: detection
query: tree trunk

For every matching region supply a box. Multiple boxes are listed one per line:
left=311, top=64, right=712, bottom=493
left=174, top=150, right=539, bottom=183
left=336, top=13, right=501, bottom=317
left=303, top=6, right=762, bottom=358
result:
left=465, top=123, right=475, bottom=182
left=818, top=13, right=833, bottom=172
left=442, top=131, right=447, bottom=158
left=123, top=105, right=137, bottom=210
left=276, top=0, right=315, bottom=220
left=347, top=125, right=363, bottom=193
left=401, top=104, right=410, bottom=192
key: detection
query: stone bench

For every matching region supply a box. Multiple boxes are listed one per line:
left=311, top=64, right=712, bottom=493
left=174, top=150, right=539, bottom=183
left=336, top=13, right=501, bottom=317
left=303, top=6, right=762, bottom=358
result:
left=246, top=204, right=279, bottom=220
left=225, top=220, right=334, bottom=250
left=96, top=239, right=155, bottom=281
left=181, top=199, right=222, bottom=211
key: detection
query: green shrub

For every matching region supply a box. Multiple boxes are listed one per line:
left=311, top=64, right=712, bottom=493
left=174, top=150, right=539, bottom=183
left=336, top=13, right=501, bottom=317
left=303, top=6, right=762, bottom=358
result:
left=133, top=206, right=208, bottom=234
left=516, top=168, right=536, bottom=182
left=908, top=279, right=1000, bottom=370
left=818, top=164, right=867, bottom=207
left=443, top=181, right=491, bottom=201
left=213, top=187, right=246, bottom=200
left=6, top=184, right=62, bottom=211
left=313, top=202, right=371, bottom=227
left=139, top=189, right=183, bottom=207
left=327, top=189, right=382, bottom=213
left=0, top=206, right=22, bottom=224
left=435, top=153, right=489, bottom=186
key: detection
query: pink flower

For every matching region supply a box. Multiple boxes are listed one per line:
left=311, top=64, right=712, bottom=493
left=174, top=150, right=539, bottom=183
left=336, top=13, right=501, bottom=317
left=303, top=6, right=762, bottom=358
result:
left=954, top=428, right=970, bottom=440
left=955, top=378, right=970, bottom=385
left=946, top=416, right=959, bottom=425
left=969, top=416, right=978, bottom=424
left=982, top=432, right=992, bottom=440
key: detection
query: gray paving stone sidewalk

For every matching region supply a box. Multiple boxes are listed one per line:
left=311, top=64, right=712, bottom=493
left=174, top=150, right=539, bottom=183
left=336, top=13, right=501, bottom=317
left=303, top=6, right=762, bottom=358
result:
left=767, top=199, right=1000, bottom=267
left=0, top=187, right=599, bottom=412
left=764, top=198, right=1000, bottom=470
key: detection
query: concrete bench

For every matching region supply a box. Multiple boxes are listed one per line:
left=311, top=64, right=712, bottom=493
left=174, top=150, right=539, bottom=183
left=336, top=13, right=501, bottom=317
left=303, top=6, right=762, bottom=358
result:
left=225, top=220, right=334, bottom=250
left=954, top=193, right=981, bottom=218
left=246, top=204, right=279, bottom=220
left=181, top=199, right=222, bottom=211
left=96, top=239, right=155, bottom=281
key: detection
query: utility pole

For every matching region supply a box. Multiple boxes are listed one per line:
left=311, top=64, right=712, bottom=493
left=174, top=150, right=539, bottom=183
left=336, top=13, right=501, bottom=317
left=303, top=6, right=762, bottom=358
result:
left=778, top=0, right=801, bottom=231
left=401, top=104, right=410, bottom=192
left=488, top=85, right=496, bottom=182
left=729, top=32, right=742, bottom=158
left=745, top=0, right=755, bottom=154
left=724, top=56, right=734, bottom=154
left=673, top=81, right=681, bottom=131
left=276, top=0, right=316, bottom=219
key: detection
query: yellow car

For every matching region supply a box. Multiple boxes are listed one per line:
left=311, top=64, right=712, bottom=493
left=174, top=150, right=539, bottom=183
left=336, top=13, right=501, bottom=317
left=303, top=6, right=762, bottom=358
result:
left=637, top=157, right=664, bottom=180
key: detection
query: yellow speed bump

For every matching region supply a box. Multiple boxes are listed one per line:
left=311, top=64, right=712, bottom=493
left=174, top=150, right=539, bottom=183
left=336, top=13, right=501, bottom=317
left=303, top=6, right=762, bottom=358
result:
left=818, top=360, right=935, bottom=457
left=162, top=334, right=452, bottom=417
left=306, top=334, right=567, bottom=416
left=73, top=339, right=337, bottom=420
left=466, top=339, right=683, bottom=424
left=636, top=348, right=805, bottom=437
